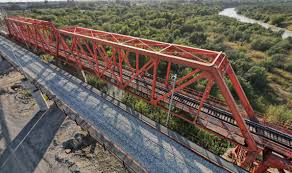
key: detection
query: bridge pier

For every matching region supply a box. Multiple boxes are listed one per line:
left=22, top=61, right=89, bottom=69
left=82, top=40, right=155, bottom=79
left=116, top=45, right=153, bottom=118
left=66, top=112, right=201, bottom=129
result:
left=252, top=148, right=292, bottom=173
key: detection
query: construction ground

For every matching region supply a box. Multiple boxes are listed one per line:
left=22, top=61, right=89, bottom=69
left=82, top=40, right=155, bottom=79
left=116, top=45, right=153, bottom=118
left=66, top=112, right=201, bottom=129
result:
left=0, top=58, right=129, bottom=173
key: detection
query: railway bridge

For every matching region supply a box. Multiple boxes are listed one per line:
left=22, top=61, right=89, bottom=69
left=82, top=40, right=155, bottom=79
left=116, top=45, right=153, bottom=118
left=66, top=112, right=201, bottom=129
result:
left=1, top=16, right=291, bottom=173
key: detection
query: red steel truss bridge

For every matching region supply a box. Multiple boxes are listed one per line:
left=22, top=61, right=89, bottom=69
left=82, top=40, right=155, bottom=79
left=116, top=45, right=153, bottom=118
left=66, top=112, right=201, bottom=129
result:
left=3, top=16, right=292, bottom=173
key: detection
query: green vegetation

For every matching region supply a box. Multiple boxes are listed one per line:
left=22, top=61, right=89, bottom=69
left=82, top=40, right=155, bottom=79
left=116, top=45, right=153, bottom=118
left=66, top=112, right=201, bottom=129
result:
left=265, top=103, right=292, bottom=127
left=86, top=74, right=108, bottom=93
left=43, top=94, right=49, bottom=101
left=12, top=1, right=292, bottom=152
left=122, top=93, right=232, bottom=155
left=40, top=54, right=55, bottom=62
left=20, top=89, right=32, bottom=97
left=237, top=2, right=292, bottom=30
left=22, top=1, right=292, bottom=123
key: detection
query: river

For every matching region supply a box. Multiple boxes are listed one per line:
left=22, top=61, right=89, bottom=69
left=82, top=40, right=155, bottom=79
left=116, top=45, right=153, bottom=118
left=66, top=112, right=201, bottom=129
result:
left=219, top=8, right=292, bottom=39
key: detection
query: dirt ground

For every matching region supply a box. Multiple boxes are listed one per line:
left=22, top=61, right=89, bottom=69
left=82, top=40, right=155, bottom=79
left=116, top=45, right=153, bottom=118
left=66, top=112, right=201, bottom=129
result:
left=39, top=118, right=129, bottom=173
left=0, top=59, right=129, bottom=173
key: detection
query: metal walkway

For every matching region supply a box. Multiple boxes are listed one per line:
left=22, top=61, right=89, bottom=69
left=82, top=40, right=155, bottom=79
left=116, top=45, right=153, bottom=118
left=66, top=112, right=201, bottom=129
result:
left=0, top=35, right=245, bottom=173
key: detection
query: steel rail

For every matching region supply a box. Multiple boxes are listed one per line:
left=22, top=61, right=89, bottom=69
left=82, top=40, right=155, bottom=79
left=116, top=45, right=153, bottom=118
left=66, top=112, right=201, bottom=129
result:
left=52, top=50, right=292, bottom=157
left=4, top=16, right=292, bottom=172
left=8, top=25, right=292, bottom=153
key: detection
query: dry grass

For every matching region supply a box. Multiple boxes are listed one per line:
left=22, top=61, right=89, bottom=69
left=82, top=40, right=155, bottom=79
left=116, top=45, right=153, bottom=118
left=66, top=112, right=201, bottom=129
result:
left=224, top=41, right=242, bottom=49
left=287, top=24, right=292, bottom=31
left=250, top=51, right=266, bottom=60
left=265, top=104, right=292, bottom=128
left=272, top=68, right=292, bottom=81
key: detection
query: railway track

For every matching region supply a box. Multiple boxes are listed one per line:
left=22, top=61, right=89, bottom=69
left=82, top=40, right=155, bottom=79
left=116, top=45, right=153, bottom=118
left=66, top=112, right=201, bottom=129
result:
left=53, top=51, right=292, bottom=158
left=3, top=15, right=291, bottom=171
left=1, top=36, right=246, bottom=173
left=6, top=34, right=291, bottom=158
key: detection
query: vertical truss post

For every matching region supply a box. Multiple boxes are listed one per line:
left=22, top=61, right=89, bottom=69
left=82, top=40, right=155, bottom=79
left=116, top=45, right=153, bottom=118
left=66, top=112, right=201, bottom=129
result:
left=195, top=78, right=214, bottom=122
left=119, top=49, right=124, bottom=86
left=92, top=42, right=100, bottom=75
left=151, top=58, right=159, bottom=102
left=164, top=62, right=171, bottom=87
left=56, top=32, right=60, bottom=57
left=135, top=51, right=139, bottom=73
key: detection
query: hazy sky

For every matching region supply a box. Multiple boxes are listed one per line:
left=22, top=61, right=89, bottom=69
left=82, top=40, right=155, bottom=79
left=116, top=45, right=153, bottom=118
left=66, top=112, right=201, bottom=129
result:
left=2, top=0, right=68, bottom=1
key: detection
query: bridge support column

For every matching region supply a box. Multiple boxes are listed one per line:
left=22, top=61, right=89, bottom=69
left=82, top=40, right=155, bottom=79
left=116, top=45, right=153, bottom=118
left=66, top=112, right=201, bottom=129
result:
left=252, top=148, right=292, bottom=173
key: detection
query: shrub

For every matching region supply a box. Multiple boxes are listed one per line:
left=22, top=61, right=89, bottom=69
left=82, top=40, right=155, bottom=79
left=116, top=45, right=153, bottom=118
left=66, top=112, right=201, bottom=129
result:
left=228, top=31, right=250, bottom=42
left=245, top=66, right=267, bottom=89
left=265, top=104, right=292, bottom=127
left=284, top=61, right=292, bottom=72
left=87, top=74, right=108, bottom=92
left=270, top=15, right=285, bottom=26
left=232, top=58, right=253, bottom=76
left=251, top=52, right=265, bottom=60
left=38, top=15, right=56, bottom=21
left=149, top=18, right=168, bottom=29
left=180, top=24, right=196, bottom=33
left=271, top=54, right=287, bottom=68
left=267, top=39, right=291, bottom=55
left=189, top=32, right=207, bottom=45
left=260, top=58, right=273, bottom=72
left=251, top=38, right=274, bottom=51
left=41, top=54, right=55, bottom=63
left=253, top=96, right=267, bottom=113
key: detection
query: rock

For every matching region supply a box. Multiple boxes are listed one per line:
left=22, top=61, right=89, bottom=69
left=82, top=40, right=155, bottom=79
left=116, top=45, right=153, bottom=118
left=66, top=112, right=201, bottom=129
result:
left=65, top=149, right=71, bottom=154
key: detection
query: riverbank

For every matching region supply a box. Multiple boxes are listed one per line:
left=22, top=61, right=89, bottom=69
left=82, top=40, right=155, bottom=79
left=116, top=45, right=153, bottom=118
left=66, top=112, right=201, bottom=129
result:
left=219, top=8, right=292, bottom=39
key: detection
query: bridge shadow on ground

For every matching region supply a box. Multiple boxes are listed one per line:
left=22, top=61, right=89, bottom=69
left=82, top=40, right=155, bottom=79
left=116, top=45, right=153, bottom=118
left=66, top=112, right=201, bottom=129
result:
left=0, top=96, right=11, bottom=156
left=0, top=105, right=65, bottom=173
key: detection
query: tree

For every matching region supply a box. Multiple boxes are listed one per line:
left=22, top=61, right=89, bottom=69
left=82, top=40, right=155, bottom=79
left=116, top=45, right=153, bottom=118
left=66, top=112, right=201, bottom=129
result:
left=180, top=24, right=195, bottom=33
left=228, top=31, right=250, bottom=42
left=245, top=66, right=267, bottom=89
left=189, top=32, right=207, bottom=45
left=39, top=15, right=56, bottom=22
left=271, top=54, right=286, bottom=68
left=251, top=38, right=274, bottom=51
left=270, top=15, right=285, bottom=26
left=135, top=100, right=148, bottom=114
left=267, top=39, right=291, bottom=55
left=266, top=104, right=292, bottom=126
left=284, top=61, right=292, bottom=72
left=149, top=18, right=167, bottom=29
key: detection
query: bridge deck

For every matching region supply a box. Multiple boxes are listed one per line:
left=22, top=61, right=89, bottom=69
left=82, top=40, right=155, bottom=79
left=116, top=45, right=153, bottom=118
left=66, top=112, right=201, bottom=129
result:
left=0, top=35, right=245, bottom=173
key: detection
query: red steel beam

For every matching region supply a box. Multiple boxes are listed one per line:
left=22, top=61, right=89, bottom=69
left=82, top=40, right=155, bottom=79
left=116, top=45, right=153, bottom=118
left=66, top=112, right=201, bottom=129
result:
left=5, top=16, right=290, bottom=169
left=253, top=149, right=292, bottom=173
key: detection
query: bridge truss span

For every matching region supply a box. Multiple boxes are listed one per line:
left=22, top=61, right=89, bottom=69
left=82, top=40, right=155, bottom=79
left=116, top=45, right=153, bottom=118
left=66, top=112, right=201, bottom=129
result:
left=4, top=16, right=292, bottom=173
